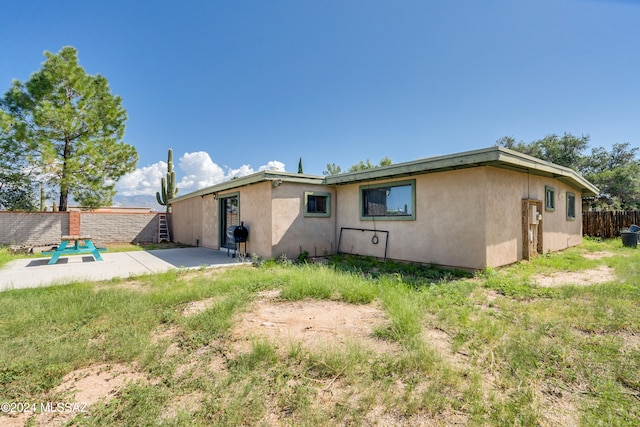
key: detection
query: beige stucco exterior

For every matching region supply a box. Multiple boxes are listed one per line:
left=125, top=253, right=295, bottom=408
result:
left=171, top=147, right=598, bottom=270
left=171, top=173, right=335, bottom=260
left=333, top=166, right=585, bottom=270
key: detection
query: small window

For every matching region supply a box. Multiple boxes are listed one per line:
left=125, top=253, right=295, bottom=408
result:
left=304, top=192, right=331, bottom=217
left=545, top=186, right=555, bottom=212
left=566, top=192, right=576, bottom=220
left=360, top=180, right=415, bottom=220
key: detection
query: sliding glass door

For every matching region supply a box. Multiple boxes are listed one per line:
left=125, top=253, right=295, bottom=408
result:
left=220, top=194, right=239, bottom=249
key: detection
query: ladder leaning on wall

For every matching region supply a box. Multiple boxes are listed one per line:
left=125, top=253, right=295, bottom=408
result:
left=158, top=214, right=170, bottom=243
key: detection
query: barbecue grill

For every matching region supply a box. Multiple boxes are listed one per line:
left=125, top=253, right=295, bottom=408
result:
left=226, top=221, right=249, bottom=258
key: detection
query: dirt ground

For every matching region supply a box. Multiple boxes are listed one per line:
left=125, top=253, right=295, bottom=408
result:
left=4, top=258, right=623, bottom=426
left=533, top=251, right=617, bottom=287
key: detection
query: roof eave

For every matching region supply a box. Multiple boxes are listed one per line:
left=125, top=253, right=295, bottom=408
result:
left=324, top=146, right=599, bottom=196
left=170, top=170, right=325, bottom=204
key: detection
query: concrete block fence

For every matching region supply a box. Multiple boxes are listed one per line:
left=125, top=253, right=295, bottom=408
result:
left=0, top=211, right=167, bottom=247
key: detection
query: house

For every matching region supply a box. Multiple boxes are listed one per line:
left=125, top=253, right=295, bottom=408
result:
left=170, top=146, right=599, bottom=270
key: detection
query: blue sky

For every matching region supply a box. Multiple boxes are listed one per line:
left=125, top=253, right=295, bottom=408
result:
left=1, top=0, right=639, bottom=202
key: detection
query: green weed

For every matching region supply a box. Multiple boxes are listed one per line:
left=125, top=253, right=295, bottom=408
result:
left=1, top=239, right=639, bottom=425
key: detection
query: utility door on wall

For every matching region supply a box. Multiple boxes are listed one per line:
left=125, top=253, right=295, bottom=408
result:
left=220, top=194, right=239, bottom=249
left=522, top=199, right=543, bottom=260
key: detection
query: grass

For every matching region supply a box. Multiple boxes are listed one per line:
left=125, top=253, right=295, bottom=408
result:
left=0, top=237, right=639, bottom=425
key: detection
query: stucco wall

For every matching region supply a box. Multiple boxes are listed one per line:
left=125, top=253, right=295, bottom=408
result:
left=335, top=166, right=586, bottom=270
left=529, top=175, right=583, bottom=252
left=271, top=183, right=335, bottom=259
left=200, top=194, right=218, bottom=249
left=335, top=169, right=489, bottom=269
left=482, top=167, right=584, bottom=267
left=171, top=181, right=336, bottom=260
left=170, top=165, right=587, bottom=269
left=483, top=167, right=527, bottom=267
left=172, top=196, right=205, bottom=247
left=171, top=183, right=275, bottom=257
left=231, top=182, right=273, bottom=258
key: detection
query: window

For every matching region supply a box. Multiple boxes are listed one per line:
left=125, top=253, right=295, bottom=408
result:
left=304, top=192, right=331, bottom=217
left=360, top=180, right=415, bottom=220
left=566, top=192, right=576, bottom=220
left=545, top=186, right=555, bottom=211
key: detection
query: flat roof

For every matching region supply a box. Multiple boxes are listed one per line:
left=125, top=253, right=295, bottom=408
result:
left=172, top=146, right=599, bottom=204
left=324, top=146, right=599, bottom=196
left=170, top=170, right=326, bottom=203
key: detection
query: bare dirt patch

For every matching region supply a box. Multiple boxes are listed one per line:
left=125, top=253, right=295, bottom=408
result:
left=158, top=391, right=204, bottom=422
left=537, top=388, right=581, bottom=427
left=231, top=293, right=398, bottom=355
left=4, top=363, right=147, bottom=427
left=534, top=265, right=616, bottom=287
left=581, top=251, right=615, bottom=260
left=181, top=296, right=220, bottom=317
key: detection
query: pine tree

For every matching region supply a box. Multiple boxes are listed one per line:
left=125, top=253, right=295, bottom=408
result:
left=1, top=46, right=137, bottom=211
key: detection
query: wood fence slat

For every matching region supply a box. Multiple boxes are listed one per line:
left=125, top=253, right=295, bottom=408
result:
left=583, top=211, right=640, bottom=238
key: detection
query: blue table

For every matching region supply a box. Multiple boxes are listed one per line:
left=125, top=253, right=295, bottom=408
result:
left=43, top=235, right=107, bottom=265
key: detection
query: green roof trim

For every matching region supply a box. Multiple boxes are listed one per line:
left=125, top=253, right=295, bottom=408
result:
left=324, top=146, right=599, bottom=196
left=170, top=170, right=325, bottom=204
left=171, top=146, right=599, bottom=204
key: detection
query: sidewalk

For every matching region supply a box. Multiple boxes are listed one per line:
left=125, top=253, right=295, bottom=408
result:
left=0, top=247, right=250, bottom=291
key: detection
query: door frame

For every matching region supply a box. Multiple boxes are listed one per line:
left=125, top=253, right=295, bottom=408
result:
left=522, top=199, right=543, bottom=260
left=219, top=192, right=240, bottom=249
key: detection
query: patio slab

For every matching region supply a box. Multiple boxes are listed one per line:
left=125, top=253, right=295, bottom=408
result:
left=0, top=247, right=250, bottom=291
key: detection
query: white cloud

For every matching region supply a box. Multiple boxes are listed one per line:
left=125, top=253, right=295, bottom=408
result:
left=116, top=152, right=287, bottom=199
left=116, top=162, right=166, bottom=197
left=177, top=151, right=225, bottom=193
left=226, top=164, right=254, bottom=179
left=259, top=160, right=286, bottom=171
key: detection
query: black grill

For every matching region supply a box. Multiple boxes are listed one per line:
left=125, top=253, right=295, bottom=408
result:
left=226, top=221, right=249, bottom=258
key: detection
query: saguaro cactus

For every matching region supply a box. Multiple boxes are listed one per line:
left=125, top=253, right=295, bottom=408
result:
left=156, top=148, right=179, bottom=213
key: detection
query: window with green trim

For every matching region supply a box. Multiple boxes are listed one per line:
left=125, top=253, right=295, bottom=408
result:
left=360, top=180, right=415, bottom=220
left=304, top=191, right=331, bottom=217
left=545, top=186, right=555, bottom=211
left=566, top=192, right=576, bottom=220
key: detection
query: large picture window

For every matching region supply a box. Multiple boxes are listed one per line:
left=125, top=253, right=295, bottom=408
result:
left=360, top=180, right=415, bottom=220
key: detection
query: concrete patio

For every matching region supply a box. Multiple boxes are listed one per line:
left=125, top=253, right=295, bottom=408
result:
left=0, top=247, right=251, bottom=291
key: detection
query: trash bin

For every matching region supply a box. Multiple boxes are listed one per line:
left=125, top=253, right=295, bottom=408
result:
left=629, top=224, right=640, bottom=233
left=621, top=231, right=639, bottom=248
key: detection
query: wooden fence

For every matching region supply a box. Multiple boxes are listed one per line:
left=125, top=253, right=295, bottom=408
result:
left=583, top=211, right=640, bottom=238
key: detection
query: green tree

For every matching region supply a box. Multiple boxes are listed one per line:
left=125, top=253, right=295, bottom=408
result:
left=298, top=157, right=303, bottom=174
left=323, top=162, right=342, bottom=176
left=589, top=163, right=640, bottom=209
left=0, top=111, right=38, bottom=210
left=497, top=133, right=589, bottom=168
left=497, top=134, right=640, bottom=210
left=323, top=157, right=392, bottom=175
left=581, top=142, right=638, bottom=175
left=1, top=46, right=137, bottom=211
left=347, top=157, right=393, bottom=173
left=581, top=143, right=640, bottom=209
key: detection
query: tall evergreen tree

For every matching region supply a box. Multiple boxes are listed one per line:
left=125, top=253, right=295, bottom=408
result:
left=1, top=46, right=137, bottom=211
left=0, top=111, right=38, bottom=210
